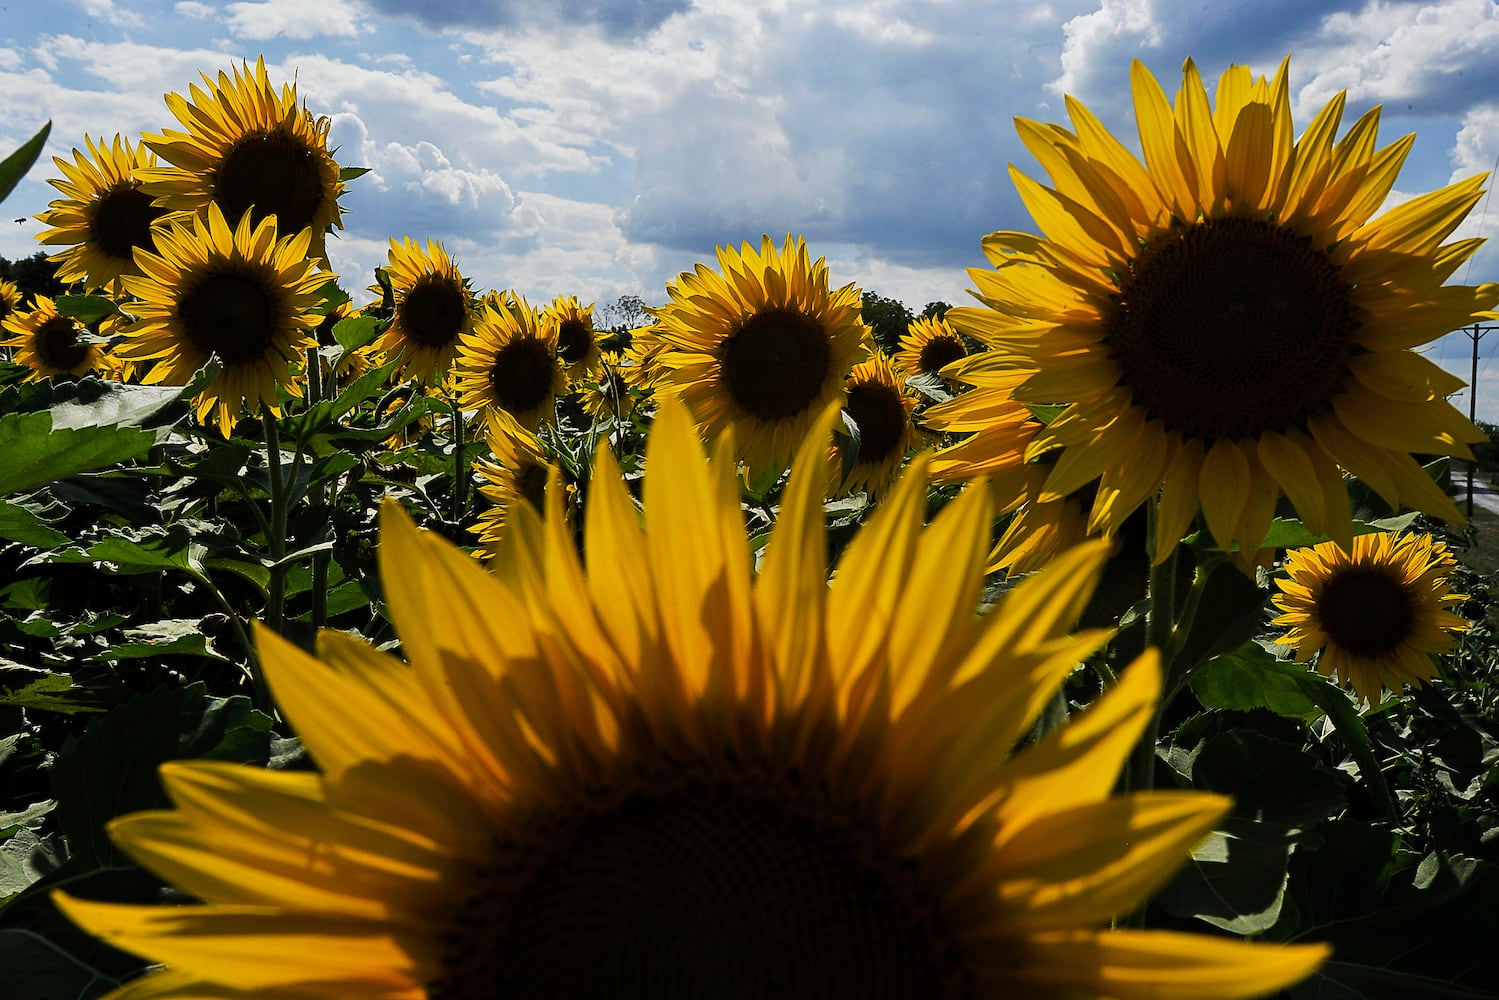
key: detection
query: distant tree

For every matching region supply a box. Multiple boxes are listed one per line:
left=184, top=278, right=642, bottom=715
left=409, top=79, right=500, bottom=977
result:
left=1474, top=421, right=1499, bottom=476
left=0, top=252, right=64, bottom=303
left=920, top=301, right=951, bottom=321
left=607, top=294, right=648, bottom=329
left=860, top=291, right=914, bottom=355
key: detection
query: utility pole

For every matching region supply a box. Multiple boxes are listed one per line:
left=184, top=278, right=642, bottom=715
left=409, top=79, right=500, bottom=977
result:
left=1465, top=323, right=1497, bottom=518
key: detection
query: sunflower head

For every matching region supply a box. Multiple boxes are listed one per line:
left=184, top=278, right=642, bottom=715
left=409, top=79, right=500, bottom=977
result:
left=0, top=278, right=20, bottom=328
left=469, top=412, right=561, bottom=558
left=648, top=234, right=871, bottom=483
left=895, top=314, right=968, bottom=383
left=137, top=56, right=345, bottom=263
left=935, top=56, right=1497, bottom=564
left=452, top=293, right=566, bottom=435
left=116, top=203, right=331, bottom=436
left=577, top=349, right=638, bottom=423
left=35, top=134, right=167, bottom=288
left=833, top=351, right=921, bottom=498
left=371, top=237, right=474, bottom=385
left=543, top=293, right=603, bottom=380
left=1272, top=530, right=1468, bottom=703
left=53, top=398, right=1329, bottom=999
left=1, top=295, right=107, bottom=380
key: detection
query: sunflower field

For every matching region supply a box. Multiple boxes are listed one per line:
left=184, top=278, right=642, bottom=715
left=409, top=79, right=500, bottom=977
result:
left=1, top=54, right=1497, bottom=1000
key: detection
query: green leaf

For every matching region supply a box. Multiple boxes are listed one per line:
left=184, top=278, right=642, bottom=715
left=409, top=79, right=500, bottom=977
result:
left=100, top=619, right=234, bottom=663
left=339, top=165, right=371, bottom=181
left=0, top=121, right=50, bottom=205
left=1260, top=513, right=1424, bottom=550
left=37, top=524, right=209, bottom=577
left=333, top=313, right=381, bottom=350
left=1190, top=642, right=1323, bottom=718
left=1170, top=562, right=1267, bottom=675
left=836, top=407, right=862, bottom=487
left=1156, top=821, right=1290, bottom=933
left=905, top=371, right=956, bottom=403
left=0, top=665, right=110, bottom=713
left=53, top=294, right=121, bottom=326
left=0, top=412, right=156, bottom=495
left=0, top=499, right=69, bottom=548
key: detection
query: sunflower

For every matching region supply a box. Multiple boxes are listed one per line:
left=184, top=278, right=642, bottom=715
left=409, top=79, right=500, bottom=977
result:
left=545, top=293, right=604, bottom=381
left=35, top=134, right=167, bottom=288
left=452, top=293, right=566, bottom=434
left=649, top=234, right=870, bottom=483
left=56, top=400, right=1328, bottom=999
left=136, top=56, right=344, bottom=263
left=115, top=203, right=330, bottom=436
left=469, top=413, right=560, bottom=558
left=371, top=237, right=474, bottom=385
left=0, top=277, right=20, bottom=327
left=577, top=350, right=638, bottom=423
left=833, top=351, right=922, bottom=498
left=1271, top=530, right=1467, bottom=704
left=1, top=295, right=108, bottom=380
left=895, top=314, right=969, bottom=384
left=931, top=57, right=1497, bottom=565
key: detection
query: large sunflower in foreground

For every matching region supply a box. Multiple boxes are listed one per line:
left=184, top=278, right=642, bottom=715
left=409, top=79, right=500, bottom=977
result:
left=451, top=293, right=565, bottom=434
left=56, top=401, right=1328, bottom=999
left=136, top=57, right=344, bottom=263
left=1, top=295, right=107, bottom=380
left=371, top=237, right=474, bottom=385
left=115, top=203, right=330, bottom=436
left=1272, top=530, right=1467, bottom=704
left=929, top=57, right=1497, bottom=564
left=35, top=134, right=167, bottom=288
left=650, top=234, right=870, bottom=483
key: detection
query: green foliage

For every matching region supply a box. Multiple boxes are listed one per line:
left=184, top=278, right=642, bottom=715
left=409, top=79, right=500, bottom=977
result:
left=0, top=121, right=50, bottom=205
left=860, top=290, right=914, bottom=354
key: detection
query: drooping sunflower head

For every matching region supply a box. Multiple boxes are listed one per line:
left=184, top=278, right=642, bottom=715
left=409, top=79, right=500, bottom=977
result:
left=1271, top=530, right=1468, bottom=704
left=648, top=234, right=870, bottom=482
left=577, top=349, right=638, bottom=423
left=895, top=314, right=968, bottom=383
left=1, top=295, right=107, bottom=380
left=35, top=134, right=168, bottom=288
left=372, top=237, right=474, bottom=385
left=54, top=398, right=1329, bottom=999
left=938, top=56, right=1496, bottom=564
left=452, top=293, right=566, bottom=434
left=137, top=56, right=344, bottom=263
left=833, top=351, right=922, bottom=499
left=543, top=293, right=603, bottom=380
left=116, top=202, right=331, bottom=436
left=469, top=412, right=560, bottom=558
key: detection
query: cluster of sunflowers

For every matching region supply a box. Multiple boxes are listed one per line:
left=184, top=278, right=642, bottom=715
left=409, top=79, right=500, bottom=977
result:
left=2, top=52, right=1496, bottom=1000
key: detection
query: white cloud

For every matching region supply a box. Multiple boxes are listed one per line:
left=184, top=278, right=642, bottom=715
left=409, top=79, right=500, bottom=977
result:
left=67, top=0, right=145, bottom=29
left=224, top=0, right=365, bottom=40
left=173, top=1, right=213, bottom=19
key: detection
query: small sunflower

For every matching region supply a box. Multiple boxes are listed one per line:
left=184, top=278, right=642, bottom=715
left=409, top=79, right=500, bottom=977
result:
left=1272, top=531, right=1468, bottom=704
left=895, top=314, right=969, bottom=384
left=0, top=278, right=21, bottom=327
left=35, top=134, right=167, bottom=288
left=577, top=349, right=638, bottom=423
left=136, top=56, right=344, bottom=262
left=371, top=237, right=474, bottom=385
left=469, top=413, right=559, bottom=558
left=649, top=234, right=870, bottom=482
left=932, top=56, right=1497, bottom=564
left=544, top=293, right=604, bottom=381
left=452, top=293, right=565, bottom=434
left=834, top=351, right=922, bottom=499
left=55, top=400, right=1328, bottom=999
left=619, top=322, right=667, bottom=394
left=1, top=295, right=107, bottom=380
left=115, top=203, right=330, bottom=437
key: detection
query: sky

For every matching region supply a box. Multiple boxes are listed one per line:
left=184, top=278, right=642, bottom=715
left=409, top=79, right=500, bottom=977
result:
left=4, top=0, right=1499, bottom=419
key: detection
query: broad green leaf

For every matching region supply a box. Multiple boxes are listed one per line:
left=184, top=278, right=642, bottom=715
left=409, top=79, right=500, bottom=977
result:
left=53, top=294, right=121, bottom=326
left=0, top=412, right=156, bottom=495
left=333, top=313, right=381, bottom=350
left=1190, top=642, right=1323, bottom=718
left=0, top=666, right=109, bottom=713
left=0, top=121, right=50, bottom=204
left=0, top=499, right=69, bottom=548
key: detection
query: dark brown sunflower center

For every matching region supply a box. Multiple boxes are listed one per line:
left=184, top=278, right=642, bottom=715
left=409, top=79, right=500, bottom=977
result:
left=721, top=308, right=832, bottom=422
left=35, top=316, right=89, bottom=372
left=90, top=185, right=164, bottom=260
left=917, top=335, right=965, bottom=376
left=399, top=276, right=468, bottom=349
left=487, top=338, right=556, bottom=416
left=214, top=130, right=326, bottom=235
left=428, top=769, right=963, bottom=1000
left=556, top=318, right=592, bottom=365
left=1316, top=566, right=1417, bottom=658
left=845, top=379, right=908, bottom=465
left=177, top=269, right=278, bottom=365
left=1104, top=216, right=1358, bottom=442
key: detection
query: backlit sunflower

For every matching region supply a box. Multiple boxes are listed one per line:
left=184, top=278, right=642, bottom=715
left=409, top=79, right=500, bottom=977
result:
left=833, top=352, right=922, bottom=499
left=136, top=56, right=344, bottom=263
left=1, top=295, right=107, bottom=380
left=35, top=134, right=167, bottom=288
left=0, top=278, right=20, bottom=328
left=371, top=237, right=474, bottom=385
left=55, top=400, right=1328, bottom=1000
left=649, top=234, right=870, bottom=483
left=895, top=314, right=969, bottom=384
left=115, top=203, right=330, bottom=437
left=469, top=413, right=559, bottom=558
left=577, top=350, right=638, bottom=423
left=933, top=56, right=1497, bottom=564
left=452, top=293, right=565, bottom=434
left=1271, top=530, right=1467, bottom=704
left=545, top=293, right=603, bottom=381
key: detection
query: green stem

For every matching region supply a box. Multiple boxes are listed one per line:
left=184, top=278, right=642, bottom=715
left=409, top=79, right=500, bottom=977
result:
left=451, top=395, right=467, bottom=524
left=1127, top=495, right=1174, bottom=796
left=306, top=348, right=328, bottom=633
left=263, top=406, right=289, bottom=639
